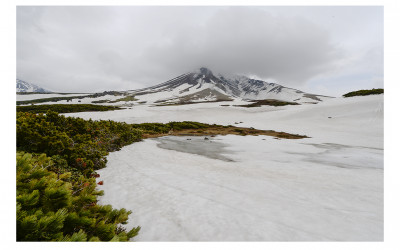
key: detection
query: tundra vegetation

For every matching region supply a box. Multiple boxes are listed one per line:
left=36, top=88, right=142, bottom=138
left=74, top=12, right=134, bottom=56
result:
left=17, top=111, right=142, bottom=241
left=235, top=99, right=300, bottom=107
left=16, top=91, right=126, bottom=105
left=17, top=104, right=122, bottom=113
left=343, top=88, right=383, bottom=97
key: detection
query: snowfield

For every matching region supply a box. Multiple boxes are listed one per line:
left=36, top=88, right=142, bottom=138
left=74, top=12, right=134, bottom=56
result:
left=66, top=95, right=383, bottom=148
left=69, top=95, right=383, bottom=241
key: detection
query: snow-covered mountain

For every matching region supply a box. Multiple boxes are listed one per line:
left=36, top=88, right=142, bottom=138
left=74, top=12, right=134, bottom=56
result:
left=128, top=67, right=331, bottom=104
left=16, top=79, right=51, bottom=93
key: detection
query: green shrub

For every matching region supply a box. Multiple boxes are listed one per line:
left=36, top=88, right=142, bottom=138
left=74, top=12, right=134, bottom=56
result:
left=17, top=104, right=121, bottom=114
left=132, top=121, right=211, bottom=134
left=92, top=95, right=138, bottom=104
left=17, top=111, right=142, bottom=175
left=131, top=122, right=170, bottom=134
left=168, top=121, right=209, bottom=130
left=91, top=100, right=110, bottom=104
left=16, top=91, right=126, bottom=105
left=237, top=99, right=299, bottom=107
left=17, top=152, right=140, bottom=241
left=16, top=111, right=143, bottom=241
left=343, top=88, right=384, bottom=97
left=17, top=95, right=93, bottom=105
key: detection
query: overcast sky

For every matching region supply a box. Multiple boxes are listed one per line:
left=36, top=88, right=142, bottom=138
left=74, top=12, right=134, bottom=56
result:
left=17, top=6, right=383, bottom=96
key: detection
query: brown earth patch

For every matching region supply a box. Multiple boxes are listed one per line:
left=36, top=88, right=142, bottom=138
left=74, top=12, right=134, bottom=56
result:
left=142, top=126, right=308, bottom=140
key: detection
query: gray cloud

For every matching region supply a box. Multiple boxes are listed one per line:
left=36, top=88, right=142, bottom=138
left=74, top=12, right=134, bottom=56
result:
left=17, top=6, right=383, bottom=95
left=144, top=8, right=342, bottom=83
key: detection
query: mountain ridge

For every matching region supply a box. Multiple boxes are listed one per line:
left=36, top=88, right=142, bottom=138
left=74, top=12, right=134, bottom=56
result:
left=128, top=67, right=332, bottom=104
left=17, top=79, right=51, bottom=93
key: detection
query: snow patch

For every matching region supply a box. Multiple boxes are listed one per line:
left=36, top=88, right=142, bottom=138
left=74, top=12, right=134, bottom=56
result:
left=88, top=94, right=383, bottom=241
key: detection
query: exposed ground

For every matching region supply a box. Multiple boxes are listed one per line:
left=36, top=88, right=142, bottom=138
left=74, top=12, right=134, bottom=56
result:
left=142, top=125, right=308, bottom=139
left=154, top=88, right=233, bottom=106
left=235, top=99, right=300, bottom=107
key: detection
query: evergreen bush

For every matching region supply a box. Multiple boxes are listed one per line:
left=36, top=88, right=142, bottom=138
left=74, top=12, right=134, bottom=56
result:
left=17, top=104, right=121, bottom=113
left=132, top=121, right=210, bottom=134
left=17, top=111, right=142, bottom=175
left=16, top=111, right=142, bottom=241
left=343, top=88, right=383, bottom=97
left=17, top=152, right=140, bottom=241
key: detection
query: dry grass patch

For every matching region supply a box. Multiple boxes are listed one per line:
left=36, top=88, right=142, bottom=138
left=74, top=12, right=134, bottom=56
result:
left=142, top=125, right=308, bottom=139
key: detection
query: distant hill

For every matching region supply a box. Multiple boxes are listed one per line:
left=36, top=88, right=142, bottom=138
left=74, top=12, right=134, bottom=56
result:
left=16, top=79, right=51, bottom=93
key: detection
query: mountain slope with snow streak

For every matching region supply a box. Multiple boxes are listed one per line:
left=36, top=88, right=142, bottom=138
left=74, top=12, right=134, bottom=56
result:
left=16, top=79, right=51, bottom=93
left=128, top=67, right=332, bottom=104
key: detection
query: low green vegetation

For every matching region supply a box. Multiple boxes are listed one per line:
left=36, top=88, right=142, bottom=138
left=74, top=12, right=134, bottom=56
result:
left=17, top=152, right=140, bottom=241
left=17, top=95, right=93, bottom=105
left=90, top=100, right=110, bottom=104
left=17, top=111, right=142, bottom=241
left=343, top=88, right=383, bottom=97
left=110, top=96, right=138, bottom=103
left=17, top=92, right=88, bottom=95
left=236, top=99, right=299, bottom=107
left=92, top=95, right=137, bottom=104
left=17, top=104, right=122, bottom=113
left=132, top=121, right=213, bottom=134
left=16, top=91, right=126, bottom=105
left=17, top=111, right=142, bottom=174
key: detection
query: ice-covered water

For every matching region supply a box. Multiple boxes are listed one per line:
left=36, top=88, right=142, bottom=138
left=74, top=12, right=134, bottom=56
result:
left=155, top=136, right=234, bottom=162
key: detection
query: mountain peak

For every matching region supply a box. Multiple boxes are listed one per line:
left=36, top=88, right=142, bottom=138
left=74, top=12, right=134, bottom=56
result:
left=16, top=79, right=51, bottom=93
left=199, top=67, right=213, bottom=76
left=129, top=68, right=332, bottom=104
left=192, top=67, right=214, bottom=78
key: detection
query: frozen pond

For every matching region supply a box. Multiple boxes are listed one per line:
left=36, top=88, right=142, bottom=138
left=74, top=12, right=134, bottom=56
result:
left=156, top=136, right=234, bottom=162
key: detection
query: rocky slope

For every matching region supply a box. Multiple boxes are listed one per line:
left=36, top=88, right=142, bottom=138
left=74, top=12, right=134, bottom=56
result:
left=128, top=67, right=332, bottom=104
left=17, top=79, right=51, bottom=93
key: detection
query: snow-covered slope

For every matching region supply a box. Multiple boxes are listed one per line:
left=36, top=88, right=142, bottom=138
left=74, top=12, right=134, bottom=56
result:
left=16, top=79, right=51, bottom=93
left=77, top=94, right=383, bottom=241
left=128, top=67, right=332, bottom=104
left=16, top=68, right=331, bottom=105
